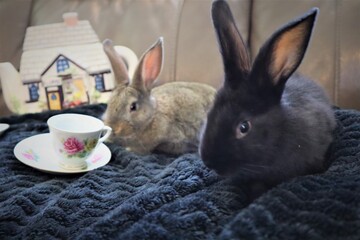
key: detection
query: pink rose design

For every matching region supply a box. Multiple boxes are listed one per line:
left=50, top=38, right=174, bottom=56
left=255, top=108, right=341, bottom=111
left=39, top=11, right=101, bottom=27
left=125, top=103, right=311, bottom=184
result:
left=63, top=137, right=84, bottom=155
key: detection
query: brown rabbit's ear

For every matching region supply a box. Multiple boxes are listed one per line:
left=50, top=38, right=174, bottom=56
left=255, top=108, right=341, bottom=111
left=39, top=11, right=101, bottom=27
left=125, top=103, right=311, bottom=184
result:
left=132, top=37, right=163, bottom=92
left=252, top=8, right=318, bottom=88
left=103, top=39, right=130, bottom=86
left=212, top=0, right=251, bottom=88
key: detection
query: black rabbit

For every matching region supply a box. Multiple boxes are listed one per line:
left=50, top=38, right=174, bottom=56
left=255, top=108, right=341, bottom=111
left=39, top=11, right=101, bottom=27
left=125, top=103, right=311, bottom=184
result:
left=200, top=0, right=336, bottom=198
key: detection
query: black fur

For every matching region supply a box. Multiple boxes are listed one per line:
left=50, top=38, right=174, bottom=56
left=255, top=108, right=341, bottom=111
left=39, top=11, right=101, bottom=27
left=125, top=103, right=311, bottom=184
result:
left=200, top=0, right=336, bottom=196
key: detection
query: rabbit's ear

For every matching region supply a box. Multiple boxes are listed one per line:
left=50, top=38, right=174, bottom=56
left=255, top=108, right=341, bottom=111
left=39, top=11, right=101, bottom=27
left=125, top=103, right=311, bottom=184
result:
left=252, top=8, right=318, bottom=89
left=212, top=0, right=251, bottom=88
left=132, top=37, right=163, bottom=92
left=103, top=39, right=130, bottom=86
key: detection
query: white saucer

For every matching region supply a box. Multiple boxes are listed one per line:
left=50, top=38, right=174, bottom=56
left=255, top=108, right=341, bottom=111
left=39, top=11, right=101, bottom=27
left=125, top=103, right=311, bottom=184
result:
left=14, top=133, right=111, bottom=174
left=0, top=123, right=9, bottom=135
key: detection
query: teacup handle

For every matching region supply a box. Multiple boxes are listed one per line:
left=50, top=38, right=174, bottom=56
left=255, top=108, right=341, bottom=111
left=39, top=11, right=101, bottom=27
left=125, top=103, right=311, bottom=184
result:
left=99, top=126, right=112, bottom=143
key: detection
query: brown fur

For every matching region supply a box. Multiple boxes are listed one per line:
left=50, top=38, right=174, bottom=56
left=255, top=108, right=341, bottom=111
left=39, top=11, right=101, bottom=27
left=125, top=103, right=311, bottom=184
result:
left=102, top=38, right=216, bottom=155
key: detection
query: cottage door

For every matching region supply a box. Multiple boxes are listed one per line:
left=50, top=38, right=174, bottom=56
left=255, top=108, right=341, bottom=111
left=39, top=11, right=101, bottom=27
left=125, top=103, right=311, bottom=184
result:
left=48, top=92, right=62, bottom=110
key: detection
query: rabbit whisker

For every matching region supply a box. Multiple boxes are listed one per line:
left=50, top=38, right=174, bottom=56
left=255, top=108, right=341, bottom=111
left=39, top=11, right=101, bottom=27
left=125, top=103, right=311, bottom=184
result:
left=246, top=143, right=277, bottom=150
left=237, top=166, right=260, bottom=175
left=243, top=163, right=281, bottom=172
left=243, top=163, right=269, bottom=169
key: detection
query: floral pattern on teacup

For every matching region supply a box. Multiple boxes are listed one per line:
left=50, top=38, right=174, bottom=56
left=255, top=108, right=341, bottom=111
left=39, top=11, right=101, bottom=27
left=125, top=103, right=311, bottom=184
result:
left=22, top=149, right=39, bottom=162
left=60, top=137, right=98, bottom=158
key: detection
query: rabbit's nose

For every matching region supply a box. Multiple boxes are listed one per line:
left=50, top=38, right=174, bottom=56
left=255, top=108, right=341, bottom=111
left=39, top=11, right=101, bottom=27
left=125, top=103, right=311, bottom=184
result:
left=200, top=148, right=231, bottom=175
left=199, top=151, right=217, bottom=170
left=114, top=123, right=130, bottom=136
left=114, top=126, right=123, bottom=135
left=203, top=159, right=216, bottom=170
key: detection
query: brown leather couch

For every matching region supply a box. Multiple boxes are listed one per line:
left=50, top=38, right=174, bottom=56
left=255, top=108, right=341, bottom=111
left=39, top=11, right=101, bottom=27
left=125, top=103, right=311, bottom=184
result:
left=1, top=0, right=359, bottom=117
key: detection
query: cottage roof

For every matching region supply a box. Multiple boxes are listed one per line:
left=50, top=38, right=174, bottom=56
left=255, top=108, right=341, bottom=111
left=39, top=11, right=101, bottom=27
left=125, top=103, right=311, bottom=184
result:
left=23, top=20, right=99, bottom=51
left=20, top=43, right=111, bottom=83
left=20, top=17, right=111, bottom=83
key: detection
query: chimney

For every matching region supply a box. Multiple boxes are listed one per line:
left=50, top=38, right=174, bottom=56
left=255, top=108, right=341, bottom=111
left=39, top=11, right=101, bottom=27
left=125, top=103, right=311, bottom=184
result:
left=63, top=12, right=78, bottom=27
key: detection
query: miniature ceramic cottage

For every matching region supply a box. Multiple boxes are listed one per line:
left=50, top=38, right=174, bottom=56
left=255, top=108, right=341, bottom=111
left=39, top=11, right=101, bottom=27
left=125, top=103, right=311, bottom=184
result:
left=0, top=12, right=137, bottom=114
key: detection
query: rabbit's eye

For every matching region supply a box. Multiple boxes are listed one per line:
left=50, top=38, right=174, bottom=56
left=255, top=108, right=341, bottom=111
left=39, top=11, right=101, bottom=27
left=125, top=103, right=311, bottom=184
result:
left=130, top=102, right=138, bottom=112
left=236, top=121, right=251, bottom=139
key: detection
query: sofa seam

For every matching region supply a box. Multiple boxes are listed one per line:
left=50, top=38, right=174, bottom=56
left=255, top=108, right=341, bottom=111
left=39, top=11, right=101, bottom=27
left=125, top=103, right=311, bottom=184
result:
left=247, top=0, right=254, bottom=56
left=334, top=0, right=340, bottom=106
left=172, top=0, right=185, bottom=82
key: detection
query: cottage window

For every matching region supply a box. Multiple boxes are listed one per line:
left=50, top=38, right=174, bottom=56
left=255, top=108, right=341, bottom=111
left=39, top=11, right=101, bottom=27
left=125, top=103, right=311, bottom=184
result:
left=57, top=56, right=70, bottom=73
left=29, top=84, right=39, bottom=101
left=95, top=74, right=105, bottom=92
left=63, top=79, right=72, bottom=94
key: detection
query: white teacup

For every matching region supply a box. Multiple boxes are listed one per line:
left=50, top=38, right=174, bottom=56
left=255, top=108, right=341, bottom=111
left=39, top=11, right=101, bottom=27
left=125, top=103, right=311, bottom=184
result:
left=47, top=113, right=112, bottom=170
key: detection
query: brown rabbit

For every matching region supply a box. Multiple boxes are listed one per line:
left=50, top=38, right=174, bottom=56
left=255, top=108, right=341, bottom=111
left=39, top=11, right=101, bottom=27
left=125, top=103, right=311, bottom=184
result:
left=102, top=37, right=216, bottom=155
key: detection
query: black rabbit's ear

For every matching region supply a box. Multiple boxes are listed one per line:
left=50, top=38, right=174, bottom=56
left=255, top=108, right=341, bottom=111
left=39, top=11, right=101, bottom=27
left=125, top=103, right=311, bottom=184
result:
left=212, top=0, right=251, bottom=88
left=253, top=8, right=318, bottom=89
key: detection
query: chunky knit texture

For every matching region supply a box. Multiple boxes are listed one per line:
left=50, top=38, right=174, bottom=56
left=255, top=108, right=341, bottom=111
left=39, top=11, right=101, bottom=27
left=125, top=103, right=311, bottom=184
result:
left=0, top=104, right=359, bottom=239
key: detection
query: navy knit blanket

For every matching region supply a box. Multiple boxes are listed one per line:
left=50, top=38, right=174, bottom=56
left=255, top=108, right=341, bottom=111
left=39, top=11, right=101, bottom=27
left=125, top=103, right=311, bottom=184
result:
left=0, top=104, right=359, bottom=239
